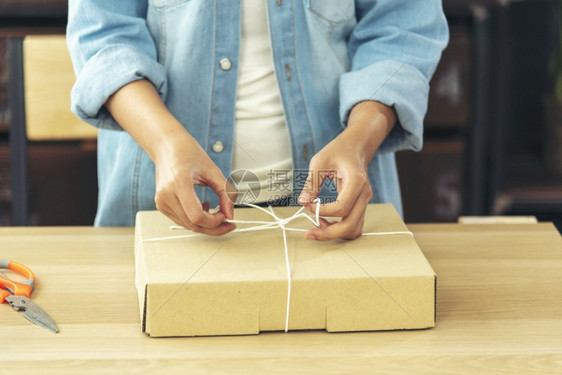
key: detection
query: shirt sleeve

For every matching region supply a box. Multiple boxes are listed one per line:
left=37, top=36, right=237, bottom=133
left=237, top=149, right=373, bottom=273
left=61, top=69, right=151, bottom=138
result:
left=66, top=0, right=168, bottom=130
left=339, top=0, right=449, bottom=153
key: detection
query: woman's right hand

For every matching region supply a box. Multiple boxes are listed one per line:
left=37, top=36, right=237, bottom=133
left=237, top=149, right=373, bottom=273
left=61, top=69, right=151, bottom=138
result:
left=105, top=79, right=236, bottom=235
left=152, top=131, right=236, bottom=235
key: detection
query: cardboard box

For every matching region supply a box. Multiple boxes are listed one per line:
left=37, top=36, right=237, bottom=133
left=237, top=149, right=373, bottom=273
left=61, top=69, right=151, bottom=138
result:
left=135, top=204, right=436, bottom=337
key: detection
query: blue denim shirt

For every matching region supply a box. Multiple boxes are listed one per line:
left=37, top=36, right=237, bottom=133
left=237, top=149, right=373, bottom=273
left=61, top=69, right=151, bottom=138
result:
left=67, top=0, right=449, bottom=226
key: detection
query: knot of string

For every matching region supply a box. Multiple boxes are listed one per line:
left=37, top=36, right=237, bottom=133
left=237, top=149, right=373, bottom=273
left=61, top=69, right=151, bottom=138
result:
left=138, top=199, right=413, bottom=333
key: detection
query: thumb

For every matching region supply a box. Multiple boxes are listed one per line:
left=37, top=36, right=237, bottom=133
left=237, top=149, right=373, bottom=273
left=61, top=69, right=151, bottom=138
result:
left=298, top=168, right=325, bottom=206
left=205, top=168, right=235, bottom=220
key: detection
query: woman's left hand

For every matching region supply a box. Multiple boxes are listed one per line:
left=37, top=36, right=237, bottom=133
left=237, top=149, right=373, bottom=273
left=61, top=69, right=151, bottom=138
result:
left=298, top=101, right=396, bottom=240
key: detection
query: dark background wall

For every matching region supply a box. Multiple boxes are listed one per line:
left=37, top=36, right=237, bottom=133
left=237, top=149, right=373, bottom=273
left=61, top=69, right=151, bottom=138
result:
left=0, top=0, right=561, bottom=228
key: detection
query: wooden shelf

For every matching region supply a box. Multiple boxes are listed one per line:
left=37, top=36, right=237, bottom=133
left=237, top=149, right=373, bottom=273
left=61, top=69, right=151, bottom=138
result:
left=494, top=174, right=562, bottom=214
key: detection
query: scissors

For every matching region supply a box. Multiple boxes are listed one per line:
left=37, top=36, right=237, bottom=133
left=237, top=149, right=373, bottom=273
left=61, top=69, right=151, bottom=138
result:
left=0, top=260, right=59, bottom=333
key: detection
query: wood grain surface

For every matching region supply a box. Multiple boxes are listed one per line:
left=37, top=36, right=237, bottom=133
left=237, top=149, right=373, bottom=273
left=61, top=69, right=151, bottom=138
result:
left=1, top=223, right=561, bottom=374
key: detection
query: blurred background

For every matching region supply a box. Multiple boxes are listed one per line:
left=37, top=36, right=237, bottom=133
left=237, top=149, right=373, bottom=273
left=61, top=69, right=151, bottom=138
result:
left=0, top=0, right=561, bottom=229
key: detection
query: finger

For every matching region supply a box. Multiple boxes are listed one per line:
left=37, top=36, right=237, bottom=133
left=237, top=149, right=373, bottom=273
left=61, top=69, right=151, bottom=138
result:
left=189, top=221, right=237, bottom=236
left=298, top=168, right=330, bottom=206
left=163, top=198, right=236, bottom=235
left=305, top=190, right=369, bottom=241
left=202, top=201, right=210, bottom=212
left=155, top=189, right=193, bottom=228
left=304, top=218, right=325, bottom=240
left=177, top=185, right=227, bottom=229
left=170, top=194, right=200, bottom=229
left=204, top=168, right=236, bottom=220
left=158, top=201, right=192, bottom=229
left=309, top=171, right=369, bottom=218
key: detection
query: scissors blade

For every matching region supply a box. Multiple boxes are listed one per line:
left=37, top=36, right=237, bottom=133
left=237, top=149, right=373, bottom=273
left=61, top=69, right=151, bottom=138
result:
left=5, top=295, right=59, bottom=333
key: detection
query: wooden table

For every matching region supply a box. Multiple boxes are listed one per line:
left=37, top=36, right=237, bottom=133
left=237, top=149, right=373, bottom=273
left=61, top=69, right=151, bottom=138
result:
left=1, top=223, right=561, bottom=374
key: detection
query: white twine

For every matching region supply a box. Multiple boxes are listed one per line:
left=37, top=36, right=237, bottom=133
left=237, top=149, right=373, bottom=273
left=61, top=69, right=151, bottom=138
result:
left=137, top=200, right=413, bottom=333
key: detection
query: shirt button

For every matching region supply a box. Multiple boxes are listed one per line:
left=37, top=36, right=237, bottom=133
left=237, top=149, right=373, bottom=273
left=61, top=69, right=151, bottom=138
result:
left=219, top=58, right=232, bottom=71
left=284, top=64, right=292, bottom=82
left=212, top=141, right=224, bottom=153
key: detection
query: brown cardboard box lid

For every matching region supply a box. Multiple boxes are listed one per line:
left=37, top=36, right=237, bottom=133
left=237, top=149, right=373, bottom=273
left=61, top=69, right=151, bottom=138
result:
left=135, top=204, right=436, bottom=337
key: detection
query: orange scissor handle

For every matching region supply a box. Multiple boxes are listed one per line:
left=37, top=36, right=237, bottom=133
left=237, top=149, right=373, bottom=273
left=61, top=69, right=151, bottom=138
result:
left=0, top=288, right=10, bottom=304
left=0, top=261, right=36, bottom=303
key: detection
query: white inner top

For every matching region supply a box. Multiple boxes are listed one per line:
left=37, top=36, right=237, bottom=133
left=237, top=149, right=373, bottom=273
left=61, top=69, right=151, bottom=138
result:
left=231, top=0, right=294, bottom=204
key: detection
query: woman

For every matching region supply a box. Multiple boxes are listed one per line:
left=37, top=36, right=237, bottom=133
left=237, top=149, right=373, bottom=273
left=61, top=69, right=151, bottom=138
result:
left=67, top=0, right=448, bottom=240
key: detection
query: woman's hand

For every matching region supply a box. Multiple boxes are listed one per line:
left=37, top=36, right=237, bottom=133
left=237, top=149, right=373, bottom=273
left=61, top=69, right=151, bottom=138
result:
left=106, top=79, right=236, bottom=234
left=298, top=101, right=396, bottom=240
left=152, top=131, right=236, bottom=234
